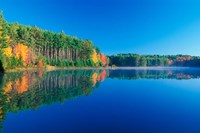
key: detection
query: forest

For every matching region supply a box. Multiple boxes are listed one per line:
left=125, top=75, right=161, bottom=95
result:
left=109, top=54, right=200, bottom=67
left=1, top=11, right=200, bottom=71
left=0, top=12, right=108, bottom=71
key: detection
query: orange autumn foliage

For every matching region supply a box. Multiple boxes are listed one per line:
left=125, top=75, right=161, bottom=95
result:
left=38, top=60, right=43, bottom=68
left=4, top=74, right=28, bottom=94
left=16, top=76, right=28, bottom=94
left=3, top=71, right=44, bottom=95
left=92, top=70, right=107, bottom=86
left=2, top=43, right=34, bottom=66
left=99, top=54, right=107, bottom=65
left=14, top=43, right=29, bottom=66
left=97, top=70, right=107, bottom=82
left=13, top=74, right=29, bottom=94
left=91, top=50, right=107, bottom=66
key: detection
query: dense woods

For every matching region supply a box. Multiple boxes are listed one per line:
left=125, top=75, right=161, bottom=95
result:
left=0, top=12, right=108, bottom=71
left=109, top=54, right=200, bottom=67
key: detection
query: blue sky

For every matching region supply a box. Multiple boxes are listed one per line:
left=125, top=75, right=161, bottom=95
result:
left=1, top=0, right=200, bottom=55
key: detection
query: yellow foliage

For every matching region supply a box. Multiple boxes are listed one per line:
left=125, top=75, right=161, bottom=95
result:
left=0, top=35, right=11, bottom=43
left=20, top=76, right=28, bottom=94
left=3, top=82, right=13, bottom=93
left=5, top=35, right=11, bottom=43
left=91, top=49, right=98, bottom=64
left=14, top=43, right=29, bottom=66
left=15, top=76, right=28, bottom=94
left=3, top=46, right=12, bottom=57
left=3, top=82, right=13, bottom=102
left=3, top=73, right=30, bottom=95
left=92, top=72, right=98, bottom=86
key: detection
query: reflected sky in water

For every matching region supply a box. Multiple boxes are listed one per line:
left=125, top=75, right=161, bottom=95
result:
left=1, top=68, right=200, bottom=133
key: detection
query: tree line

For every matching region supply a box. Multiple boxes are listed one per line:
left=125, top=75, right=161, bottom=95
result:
left=0, top=12, right=108, bottom=71
left=1, top=11, right=200, bottom=71
left=109, top=54, right=200, bottom=67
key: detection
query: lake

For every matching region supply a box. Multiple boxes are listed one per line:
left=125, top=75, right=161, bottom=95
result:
left=1, top=68, right=200, bottom=133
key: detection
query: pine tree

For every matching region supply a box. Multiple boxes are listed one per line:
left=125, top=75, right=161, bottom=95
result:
left=0, top=11, right=8, bottom=49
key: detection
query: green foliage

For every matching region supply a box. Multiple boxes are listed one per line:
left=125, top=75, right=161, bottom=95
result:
left=2, top=11, right=200, bottom=69
left=0, top=12, right=9, bottom=49
left=36, top=55, right=47, bottom=66
left=0, top=12, right=102, bottom=71
left=109, top=54, right=200, bottom=67
left=95, top=47, right=101, bottom=54
left=75, top=60, right=83, bottom=67
left=139, top=56, right=147, bottom=66
left=85, top=59, right=94, bottom=67
left=0, top=12, right=109, bottom=69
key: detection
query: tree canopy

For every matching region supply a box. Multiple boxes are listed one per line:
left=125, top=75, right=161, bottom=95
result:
left=0, top=12, right=108, bottom=71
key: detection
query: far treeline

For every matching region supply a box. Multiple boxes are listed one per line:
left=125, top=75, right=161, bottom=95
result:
left=109, top=54, right=200, bottom=67
left=0, top=12, right=108, bottom=71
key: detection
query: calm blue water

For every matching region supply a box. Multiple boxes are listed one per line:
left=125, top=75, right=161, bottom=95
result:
left=1, top=68, right=200, bottom=133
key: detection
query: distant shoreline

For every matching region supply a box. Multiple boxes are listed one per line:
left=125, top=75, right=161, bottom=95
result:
left=108, top=66, right=192, bottom=70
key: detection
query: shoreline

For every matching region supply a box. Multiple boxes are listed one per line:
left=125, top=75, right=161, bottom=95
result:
left=4, top=66, right=110, bottom=73
left=2, top=66, right=199, bottom=73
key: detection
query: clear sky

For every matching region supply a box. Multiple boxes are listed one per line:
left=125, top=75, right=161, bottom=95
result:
left=1, top=0, right=200, bottom=55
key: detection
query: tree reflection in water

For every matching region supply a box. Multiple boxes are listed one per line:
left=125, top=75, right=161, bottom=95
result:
left=1, top=68, right=200, bottom=130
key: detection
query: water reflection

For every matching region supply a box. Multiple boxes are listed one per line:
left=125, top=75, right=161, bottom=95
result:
left=0, top=70, right=107, bottom=130
left=1, top=68, right=200, bottom=130
left=108, top=68, right=200, bottom=80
